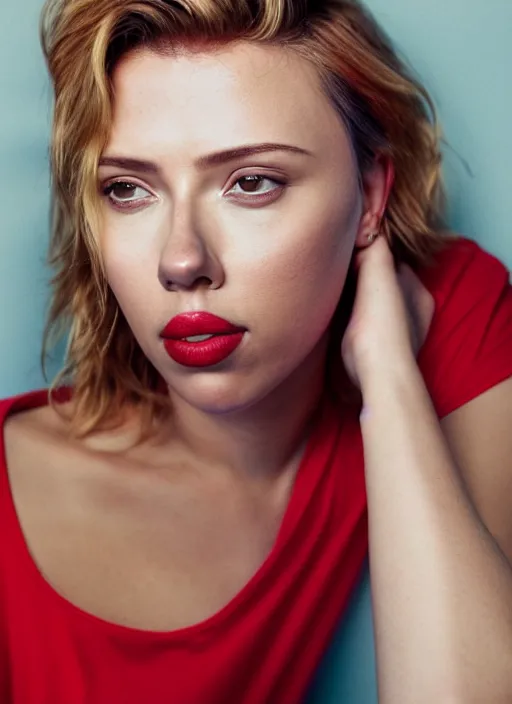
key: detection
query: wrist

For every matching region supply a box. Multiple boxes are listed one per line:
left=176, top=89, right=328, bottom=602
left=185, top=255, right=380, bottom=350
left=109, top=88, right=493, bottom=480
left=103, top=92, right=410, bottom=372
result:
left=359, top=353, right=423, bottom=415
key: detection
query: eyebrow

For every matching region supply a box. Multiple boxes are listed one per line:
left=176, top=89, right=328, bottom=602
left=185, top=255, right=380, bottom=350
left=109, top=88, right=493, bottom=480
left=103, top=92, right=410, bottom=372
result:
left=98, top=143, right=313, bottom=173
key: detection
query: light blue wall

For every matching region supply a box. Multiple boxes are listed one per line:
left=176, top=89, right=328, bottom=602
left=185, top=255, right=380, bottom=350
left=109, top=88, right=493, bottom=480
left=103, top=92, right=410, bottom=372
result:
left=368, top=0, right=512, bottom=263
left=0, top=1, right=54, bottom=395
left=0, top=2, right=510, bottom=702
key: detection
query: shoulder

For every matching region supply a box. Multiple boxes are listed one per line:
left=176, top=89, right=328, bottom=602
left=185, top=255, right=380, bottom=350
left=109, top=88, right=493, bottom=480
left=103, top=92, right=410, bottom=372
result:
left=417, top=234, right=510, bottom=305
left=2, top=392, right=76, bottom=493
left=1, top=388, right=72, bottom=447
left=4, top=405, right=64, bottom=448
left=416, top=234, right=512, bottom=418
left=1, top=387, right=163, bottom=465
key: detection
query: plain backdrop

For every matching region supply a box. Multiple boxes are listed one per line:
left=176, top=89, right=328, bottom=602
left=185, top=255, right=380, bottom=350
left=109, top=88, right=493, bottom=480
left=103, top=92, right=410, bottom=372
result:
left=1, top=2, right=511, bottom=702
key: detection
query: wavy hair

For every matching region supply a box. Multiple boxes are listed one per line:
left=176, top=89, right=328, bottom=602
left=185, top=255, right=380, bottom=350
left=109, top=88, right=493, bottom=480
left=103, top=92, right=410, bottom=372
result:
left=40, top=0, right=450, bottom=440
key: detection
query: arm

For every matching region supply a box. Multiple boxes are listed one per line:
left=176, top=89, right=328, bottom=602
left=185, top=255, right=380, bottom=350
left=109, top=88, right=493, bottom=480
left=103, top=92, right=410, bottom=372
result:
left=361, top=365, right=512, bottom=703
left=343, top=237, right=512, bottom=702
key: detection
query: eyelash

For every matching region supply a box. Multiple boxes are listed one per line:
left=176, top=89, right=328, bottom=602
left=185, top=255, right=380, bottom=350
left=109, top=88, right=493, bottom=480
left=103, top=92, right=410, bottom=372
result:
left=101, top=174, right=288, bottom=212
left=101, top=182, right=154, bottom=212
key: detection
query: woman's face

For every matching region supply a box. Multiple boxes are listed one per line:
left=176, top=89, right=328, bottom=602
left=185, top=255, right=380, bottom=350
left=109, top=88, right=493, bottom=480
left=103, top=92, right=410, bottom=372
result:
left=98, top=41, right=375, bottom=413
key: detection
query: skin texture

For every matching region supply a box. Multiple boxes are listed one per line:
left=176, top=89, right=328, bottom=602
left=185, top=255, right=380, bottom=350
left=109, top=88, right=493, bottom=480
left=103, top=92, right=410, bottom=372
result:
left=3, top=40, right=391, bottom=635
left=97, top=42, right=388, bottom=476
left=342, top=239, right=435, bottom=389
left=4, top=37, right=512, bottom=699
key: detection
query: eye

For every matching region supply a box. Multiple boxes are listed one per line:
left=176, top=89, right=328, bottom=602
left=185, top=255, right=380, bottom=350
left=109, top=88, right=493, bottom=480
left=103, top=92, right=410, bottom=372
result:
left=102, top=181, right=153, bottom=209
left=228, top=175, right=286, bottom=199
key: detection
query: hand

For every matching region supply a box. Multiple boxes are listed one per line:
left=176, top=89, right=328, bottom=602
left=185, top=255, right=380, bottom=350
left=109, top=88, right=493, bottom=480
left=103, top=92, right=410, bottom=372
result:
left=341, top=237, right=435, bottom=391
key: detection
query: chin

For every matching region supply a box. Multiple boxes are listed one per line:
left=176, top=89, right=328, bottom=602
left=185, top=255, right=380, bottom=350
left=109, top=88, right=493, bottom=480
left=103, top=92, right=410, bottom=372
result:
left=165, top=365, right=290, bottom=417
left=163, top=371, right=256, bottom=415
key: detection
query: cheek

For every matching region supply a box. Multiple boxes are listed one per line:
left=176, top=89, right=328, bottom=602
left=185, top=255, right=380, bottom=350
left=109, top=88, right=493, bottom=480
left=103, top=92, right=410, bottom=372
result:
left=101, top=238, right=156, bottom=333
left=269, top=236, right=352, bottom=332
left=257, top=191, right=356, bottom=292
left=233, top=202, right=357, bottom=339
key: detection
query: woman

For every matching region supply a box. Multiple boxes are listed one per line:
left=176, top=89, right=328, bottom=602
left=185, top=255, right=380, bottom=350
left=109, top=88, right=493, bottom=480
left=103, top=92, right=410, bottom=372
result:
left=1, top=0, right=511, bottom=702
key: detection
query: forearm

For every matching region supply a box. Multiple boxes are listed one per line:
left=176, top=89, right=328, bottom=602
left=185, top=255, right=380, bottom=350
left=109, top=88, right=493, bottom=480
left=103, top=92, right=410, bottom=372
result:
left=360, top=360, right=512, bottom=703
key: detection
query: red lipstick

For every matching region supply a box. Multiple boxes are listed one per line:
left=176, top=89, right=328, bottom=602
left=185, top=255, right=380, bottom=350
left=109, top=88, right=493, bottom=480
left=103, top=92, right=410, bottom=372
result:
left=160, top=312, right=246, bottom=368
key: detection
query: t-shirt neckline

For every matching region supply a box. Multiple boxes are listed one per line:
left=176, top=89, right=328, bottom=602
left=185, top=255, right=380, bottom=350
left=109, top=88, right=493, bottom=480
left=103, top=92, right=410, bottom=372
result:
left=0, top=387, right=338, bottom=643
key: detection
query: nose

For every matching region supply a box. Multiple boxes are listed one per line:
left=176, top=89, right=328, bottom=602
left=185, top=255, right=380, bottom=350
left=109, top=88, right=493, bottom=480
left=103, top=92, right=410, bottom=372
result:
left=157, top=202, right=224, bottom=292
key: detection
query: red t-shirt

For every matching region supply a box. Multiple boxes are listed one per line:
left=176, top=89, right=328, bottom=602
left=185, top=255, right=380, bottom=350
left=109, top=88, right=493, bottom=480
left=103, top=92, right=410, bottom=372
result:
left=0, top=236, right=511, bottom=704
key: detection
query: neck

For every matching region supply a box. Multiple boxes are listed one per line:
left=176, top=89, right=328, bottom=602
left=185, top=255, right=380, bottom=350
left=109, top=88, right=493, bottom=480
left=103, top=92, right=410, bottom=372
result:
left=165, top=342, right=329, bottom=484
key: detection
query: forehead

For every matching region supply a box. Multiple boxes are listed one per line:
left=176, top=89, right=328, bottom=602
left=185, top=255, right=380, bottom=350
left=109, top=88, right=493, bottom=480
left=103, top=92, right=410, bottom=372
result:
left=107, top=41, right=351, bottom=161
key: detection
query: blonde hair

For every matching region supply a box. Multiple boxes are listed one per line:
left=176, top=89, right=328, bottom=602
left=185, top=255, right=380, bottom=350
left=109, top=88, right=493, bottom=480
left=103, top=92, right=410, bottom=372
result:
left=40, top=0, right=450, bottom=439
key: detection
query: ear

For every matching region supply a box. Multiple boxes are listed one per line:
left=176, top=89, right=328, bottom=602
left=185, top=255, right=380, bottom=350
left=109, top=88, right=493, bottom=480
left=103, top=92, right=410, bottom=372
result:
left=354, top=155, right=395, bottom=248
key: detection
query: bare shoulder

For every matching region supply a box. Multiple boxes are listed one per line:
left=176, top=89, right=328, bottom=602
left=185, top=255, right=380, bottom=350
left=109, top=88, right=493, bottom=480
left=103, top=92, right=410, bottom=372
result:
left=3, top=401, right=85, bottom=507
left=4, top=400, right=73, bottom=460
left=5, top=400, right=84, bottom=476
left=5, top=400, right=72, bottom=440
left=4, top=396, right=148, bottom=463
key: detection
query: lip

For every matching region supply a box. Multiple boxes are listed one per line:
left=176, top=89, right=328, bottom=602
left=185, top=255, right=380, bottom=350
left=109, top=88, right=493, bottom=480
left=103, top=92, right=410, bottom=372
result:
left=160, top=312, right=246, bottom=368
left=160, top=312, right=245, bottom=339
